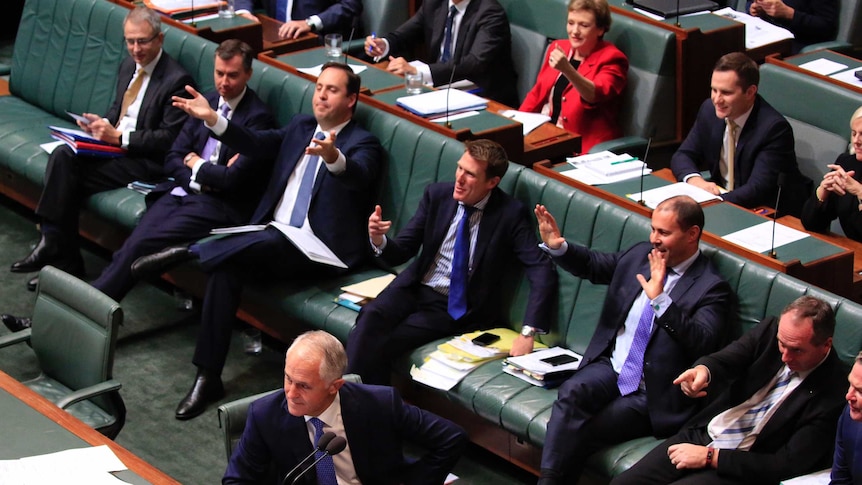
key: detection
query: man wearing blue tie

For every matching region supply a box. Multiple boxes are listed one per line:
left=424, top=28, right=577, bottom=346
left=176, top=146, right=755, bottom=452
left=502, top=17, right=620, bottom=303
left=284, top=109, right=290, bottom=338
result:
left=346, top=139, right=557, bottom=385
left=133, top=63, right=382, bottom=419
left=534, top=196, right=733, bottom=484
left=613, top=296, right=847, bottom=485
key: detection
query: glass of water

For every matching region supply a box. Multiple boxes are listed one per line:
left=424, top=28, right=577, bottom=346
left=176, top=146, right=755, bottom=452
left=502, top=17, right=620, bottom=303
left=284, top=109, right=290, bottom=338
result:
left=324, top=34, right=343, bottom=60
left=405, top=71, right=424, bottom=95
left=218, top=0, right=235, bottom=18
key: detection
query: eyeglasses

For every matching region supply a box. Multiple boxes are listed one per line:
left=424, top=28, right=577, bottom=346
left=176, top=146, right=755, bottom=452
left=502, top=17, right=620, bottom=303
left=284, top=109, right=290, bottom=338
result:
left=124, top=32, right=160, bottom=47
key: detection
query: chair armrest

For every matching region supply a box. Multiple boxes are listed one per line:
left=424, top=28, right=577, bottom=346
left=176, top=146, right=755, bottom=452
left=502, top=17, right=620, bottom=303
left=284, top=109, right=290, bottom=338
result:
left=218, top=389, right=280, bottom=461
left=56, top=379, right=123, bottom=409
left=589, top=136, right=649, bottom=159
left=800, top=42, right=852, bottom=54
left=0, top=329, right=32, bottom=348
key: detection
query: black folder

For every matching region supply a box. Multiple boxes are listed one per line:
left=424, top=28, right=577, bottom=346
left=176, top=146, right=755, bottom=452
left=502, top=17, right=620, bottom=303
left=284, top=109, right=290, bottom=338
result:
left=632, top=0, right=718, bottom=17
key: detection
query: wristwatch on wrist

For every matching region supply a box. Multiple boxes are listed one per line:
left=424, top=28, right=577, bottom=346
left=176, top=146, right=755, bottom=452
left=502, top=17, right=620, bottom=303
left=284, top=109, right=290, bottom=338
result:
left=521, top=325, right=538, bottom=338
left=305, top=18, right=316, bottom=32
left=184, top=153, right=195, bottom=164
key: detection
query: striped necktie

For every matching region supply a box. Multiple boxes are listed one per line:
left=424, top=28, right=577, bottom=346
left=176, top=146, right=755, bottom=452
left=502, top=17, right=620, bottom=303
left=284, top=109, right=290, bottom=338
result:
left=440, top=6, right=458, bottom=63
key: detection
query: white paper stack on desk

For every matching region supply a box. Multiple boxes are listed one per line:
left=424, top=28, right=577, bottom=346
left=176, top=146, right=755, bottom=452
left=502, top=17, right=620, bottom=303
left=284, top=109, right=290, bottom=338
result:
left=562, top=150, right=651, bottom=185
left=396, top=89, right=488, bottom=117
left=503, top=347, right=583, bottom=388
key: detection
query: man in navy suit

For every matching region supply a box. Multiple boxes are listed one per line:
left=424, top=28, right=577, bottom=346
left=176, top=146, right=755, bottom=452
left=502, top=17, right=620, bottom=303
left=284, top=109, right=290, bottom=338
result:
left=234, top=0, right=361, bottom=39
left=363, top=0, right=518, bottom=106
left=8, top=6, right=192, bottom=286
left=671, top=52, right=809, bottom=216
left=134, top=63, right=382, bottom=419
left=534, top=195, right=734, bottom=484
left=613, top=296, right=847, bottom=485
left=745, top=0, right=838, bottom=54
left=831, top=351, right=862, bottom=485
left=224, top=330, right=467, bottom=484
left=346, top=139, right=557, bottom=386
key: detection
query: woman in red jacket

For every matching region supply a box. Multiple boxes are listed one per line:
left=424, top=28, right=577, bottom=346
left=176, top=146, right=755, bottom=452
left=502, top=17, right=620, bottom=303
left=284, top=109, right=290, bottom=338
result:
left=519, top=0, right=628, bottom=153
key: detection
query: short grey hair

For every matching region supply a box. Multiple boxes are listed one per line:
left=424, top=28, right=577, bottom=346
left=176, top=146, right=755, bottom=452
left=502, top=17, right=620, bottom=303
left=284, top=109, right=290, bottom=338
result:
left=286, top=331, right=347, bottom=382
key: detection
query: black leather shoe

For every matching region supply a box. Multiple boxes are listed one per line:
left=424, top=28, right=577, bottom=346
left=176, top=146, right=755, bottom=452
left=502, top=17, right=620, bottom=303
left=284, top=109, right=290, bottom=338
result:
left=175, top=368, right=224, bottom=420
left=1, top=314, right=32, bottom=333
left=25, top=256, right=85, bottom=292
left=26, top=276, right=38, bottom=292
left=131, top=245, right=193, bottom=280
left=11, top=233, right=64, bottom=273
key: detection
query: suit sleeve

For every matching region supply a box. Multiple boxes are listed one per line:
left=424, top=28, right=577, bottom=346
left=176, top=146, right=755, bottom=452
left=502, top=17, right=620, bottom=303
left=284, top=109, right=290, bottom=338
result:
left=800, top=193, right=835, bottom=233
left=391, top=388, right=467, bottom=485
left=695, top=316, right=776, bottom=386
left=316, top=0, right=363, bottom=34
left=328, top=129, right=382, bottom=192
left=671, top=100, right=715, bottom=181
left=831, top=407, right=853, bottom=485
left=127, top=70, right=196, bottom=159
left=552, top=242, right=627, bottom=286
left=582, top=47, right=628, bottom=109
left=223, top=401, right=275, bottom=484
left=510, top=202, right=557, bottom=331
left=379, top=185, right=436, bottom=266
left=786, top=0, right=838, bottom=43
left=721, top=114, right=795, bottom=208
left=384, top=7, right=427, bottom=58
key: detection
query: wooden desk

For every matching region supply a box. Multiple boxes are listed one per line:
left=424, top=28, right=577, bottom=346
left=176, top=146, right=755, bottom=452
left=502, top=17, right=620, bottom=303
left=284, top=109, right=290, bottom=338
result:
left=0, top=371, right=179, bottom=484
left=608, top=3, right=744, bottom=141
left=534, top=163, right=856, bottom=299
left=0, top=78, right=9, bottom=96
left=259, top=15, right=320, bottom=54
left=766, top=49, right=862, bottom=95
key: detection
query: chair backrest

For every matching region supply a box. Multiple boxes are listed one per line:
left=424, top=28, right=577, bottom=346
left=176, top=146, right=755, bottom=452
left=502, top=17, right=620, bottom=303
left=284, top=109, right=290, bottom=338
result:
left=835, top=0, right=862, bottom=47
left=30, top=266, right=124, bottom=426
left=360, top=0, right=409, bottom=39
left=510, top=24, right=551, bottom=103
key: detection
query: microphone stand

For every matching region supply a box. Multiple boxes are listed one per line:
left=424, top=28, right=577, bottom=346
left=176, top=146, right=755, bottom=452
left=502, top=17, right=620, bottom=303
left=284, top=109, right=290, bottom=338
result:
left=191, top=0, right=197, bottom=27
left=768, top=182, right=784, bottom=259
left=444, top=65, right=457, bottom=129
left=675, top=0, right=681, bottom=27
left=637, top=137, right=653, bottom=206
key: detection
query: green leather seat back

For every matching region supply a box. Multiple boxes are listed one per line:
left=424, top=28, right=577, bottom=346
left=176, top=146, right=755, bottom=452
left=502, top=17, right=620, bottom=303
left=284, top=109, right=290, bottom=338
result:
left=161, top=24, right=218, bottom=94
left=246, top=60, right=315, bottom=125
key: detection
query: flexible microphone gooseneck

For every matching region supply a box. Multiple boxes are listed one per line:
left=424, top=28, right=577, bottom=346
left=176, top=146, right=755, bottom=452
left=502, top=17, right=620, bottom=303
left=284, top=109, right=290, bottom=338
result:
left=768, top=173, right=788, bottom=259
left=281, top=432, right=336, bottom=485
left=675, top=0, right=681, bottom=26
left=444, top=64, right=458, bottom=129
left=342, top=16, right=359, bottom=65
left=637, top=136, right=653, bottom=207
left=290, top=436, right=348, bottom=485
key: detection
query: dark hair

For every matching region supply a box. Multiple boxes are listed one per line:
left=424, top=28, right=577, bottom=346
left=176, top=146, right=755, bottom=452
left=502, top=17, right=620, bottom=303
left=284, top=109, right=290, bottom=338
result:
left=568, top=0, right=612, bottom=32
left=714, top=52, right=759, bottom=90
left=321, top=62, right=361, bottom=113
left=216, top=39, right=255, bottom=72
left=783, top=296, right=836, bottom=345
left=655, top=195, right=704, bottom=239
left=465, top=139, right=508, bottom=179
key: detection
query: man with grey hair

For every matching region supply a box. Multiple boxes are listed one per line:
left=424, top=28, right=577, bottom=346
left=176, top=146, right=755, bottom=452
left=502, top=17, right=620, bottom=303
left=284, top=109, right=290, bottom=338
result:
left=830, top=350, right=862, bottom=484
left=224, top=330, right=467, bottom=484
left=8, top=6, right=193, bottom=289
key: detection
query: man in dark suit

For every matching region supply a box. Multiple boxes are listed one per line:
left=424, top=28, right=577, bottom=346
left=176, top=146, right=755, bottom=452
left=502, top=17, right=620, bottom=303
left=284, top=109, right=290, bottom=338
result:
left=613, top=295, right=848, bottom=485
left=233, top=0, right=361, bottom=39
left=224, top=330, right=467, bottom=484
left=346, top=139, right=557, bottom=386
left=534, top=195, right=734, bottom=484
left=363, top=0, right=518, bottom=106
left=8, top=6, right=192, bottom=284
left=831, top=351, right=862, bottom=484
left=670, top=52, right=809, bottom=216
left=745, top=0, right=838, bottom=54
left=133, top=63, right=382, bottom=419
left=0, top=40, right=275, bottom=332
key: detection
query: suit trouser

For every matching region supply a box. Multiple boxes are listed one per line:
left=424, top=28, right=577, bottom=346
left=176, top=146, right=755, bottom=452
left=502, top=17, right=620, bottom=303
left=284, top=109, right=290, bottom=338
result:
left=90, top=193, right=245, bottom=301
left=192, top=227, right=339, bottom=374
left=541, top=357, right=653, bottom=481
left=346, top=284, right=479, bottom=385
left=36, top=145, right=158, bottom=235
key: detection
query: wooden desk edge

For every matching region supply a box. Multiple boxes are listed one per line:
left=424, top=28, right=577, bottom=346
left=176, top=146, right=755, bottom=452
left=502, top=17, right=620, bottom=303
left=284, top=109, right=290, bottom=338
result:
left=0, top=371, right=180, bottom=485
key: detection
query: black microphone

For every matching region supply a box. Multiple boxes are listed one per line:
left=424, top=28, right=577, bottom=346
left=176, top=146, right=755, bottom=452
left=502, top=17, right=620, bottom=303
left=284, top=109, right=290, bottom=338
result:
left=675, top=0, right=681, bottom=26
left=281, top=431, right=336, bottom=485
left=768, top=173, right=789, bottom=259
left=290, top=436, right=348, bottom=485
left=342, top=16, right=359, bottom=65
left=444, top=64, right=457, bottom=129
left=637, top=132, right=654, bottom=207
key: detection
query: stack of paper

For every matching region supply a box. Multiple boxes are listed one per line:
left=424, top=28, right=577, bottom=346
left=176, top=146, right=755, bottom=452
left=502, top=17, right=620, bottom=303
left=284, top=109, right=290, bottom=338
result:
left=502, top=347, right=582, bottom=388
left=563, top=151, right=651, bottom=185
left=411, top=329, right=546, bottom=390
left=143, top=0, right=220, bottom=18
left=713, top=7, right=794, bottom=49
left=396, top=89, right=488, bottom=117
left=49, top=126, right=126, bottom=158
left=334, top=274, right=396, bottom=311
left=627, top=182, right=722, bottom=208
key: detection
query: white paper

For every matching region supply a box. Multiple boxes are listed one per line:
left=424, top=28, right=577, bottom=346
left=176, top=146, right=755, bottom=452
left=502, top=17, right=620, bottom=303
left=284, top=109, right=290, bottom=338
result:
left=210, top=224, right=267, bottom=234
left=181, top=13, right=220, bottom=22
left=0, top=445, right=129, bottom=485
left=560, top=166, right=652, bottom=185
left=144, top=0, right=220, bottom=11
left=444, top=473, right=459, bottom=484
left=830, top=67, right=862, bottom=87
left=396, top=89, right=488, bottom=117
left=410, top=364, right=462, bottom=390
left=504, top=347, right=582, bottom=374
left=722, top=220, right=809, bottom=253
left=633, top=7, right=665, bottom=20
left=65, top=111, right=92, bottom=125
left=429, top=111, right=481, bottom=123
left=269, top=222, right=347, bottom=268
left=628, top=182, right=721, bottom=208
left=798, top=58, right=849, bottom=76
left=296, top=63, right=368, bottom=77
left=447, top=338, right=505, bottom=359
left=713, top=7, right=794, bottom=49
left=40, top=141, right=64, bottom=154
left=428, top=350, right=483, bottom=372
left=499, top=109, right=552, bottom=135
left=780, top=469, right=830, bottom=485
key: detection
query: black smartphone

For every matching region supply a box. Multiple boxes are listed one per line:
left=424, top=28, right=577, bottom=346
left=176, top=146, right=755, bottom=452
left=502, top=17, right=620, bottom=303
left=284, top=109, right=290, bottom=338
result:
left=540, top=354, right=579, bottom=366
left=471, top=332, right=501, bottom=347
left=856, top=70, right=862, bottom=81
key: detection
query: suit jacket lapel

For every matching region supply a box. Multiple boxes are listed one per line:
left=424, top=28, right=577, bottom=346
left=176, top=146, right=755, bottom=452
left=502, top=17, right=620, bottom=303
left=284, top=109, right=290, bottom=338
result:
left=339, top=384, right=369, bottom=481
left=429, top=3, right=448, bottom=57
left=452, top=1, right=476, bottom=61
left=471, top=189, right=501, bottom=272
left=136, top=54, right=166, bottom=130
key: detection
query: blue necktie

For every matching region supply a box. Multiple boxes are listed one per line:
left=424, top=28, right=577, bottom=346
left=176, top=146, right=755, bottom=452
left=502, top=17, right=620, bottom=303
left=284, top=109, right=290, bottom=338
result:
left=199, top=104, right=230, bottom=163
left=289, top=132, right=326, bottom=228
left=275, top=0, right=288, bottom=21
left=440, top=5, right=457, bottom=63
left=309, top=417, right=337, bottom=485
left=617, top=273, right=670, bottom=395
left=448, top=205, right=474, bottom=320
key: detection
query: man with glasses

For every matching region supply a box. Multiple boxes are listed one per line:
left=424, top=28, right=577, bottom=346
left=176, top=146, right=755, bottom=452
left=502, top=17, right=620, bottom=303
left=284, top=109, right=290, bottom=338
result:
left=7, top=6, right=193, bottom=290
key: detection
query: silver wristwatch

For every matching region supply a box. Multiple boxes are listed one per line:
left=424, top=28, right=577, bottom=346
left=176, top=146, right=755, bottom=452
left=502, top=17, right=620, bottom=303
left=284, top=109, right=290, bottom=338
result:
left=521, top=325, right=538, bottom=337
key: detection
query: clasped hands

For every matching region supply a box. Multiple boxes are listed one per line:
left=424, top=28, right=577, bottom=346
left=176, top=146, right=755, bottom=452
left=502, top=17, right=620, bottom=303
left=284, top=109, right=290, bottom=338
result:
left=817, top=164, right=861, bottom=202
left=749, top=0, right=793, bottom=20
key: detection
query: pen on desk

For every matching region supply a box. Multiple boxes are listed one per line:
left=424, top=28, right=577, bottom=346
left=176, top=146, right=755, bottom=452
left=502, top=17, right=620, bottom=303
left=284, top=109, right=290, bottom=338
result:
left=610, top=157, right=638, bottom=165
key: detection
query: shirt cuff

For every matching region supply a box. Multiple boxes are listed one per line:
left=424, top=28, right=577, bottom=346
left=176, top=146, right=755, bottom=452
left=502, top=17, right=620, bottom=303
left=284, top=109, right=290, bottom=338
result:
left=409, top=61, right=433, bottom=85
left=371, top=236, right=388, bottom=255
left=539, top=241, right=569, bottom=257
left=188, top=157, right=206, bottom=193
left=121, top=129, right=131, bottom=148
left=308, top=15, right=322, bottom=31
left=651, top=292, right=672, bottom=318
left=682, top=173, right=702, bottom=183
left=323, top=149, right=347, bottom=174
left=209, top=113, right=229, bottom=135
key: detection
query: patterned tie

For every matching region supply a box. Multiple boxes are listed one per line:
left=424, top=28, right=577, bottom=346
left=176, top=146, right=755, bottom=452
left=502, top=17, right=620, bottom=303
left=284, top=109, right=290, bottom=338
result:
left=199, top=104, right=231, bottom=162
left=448, top=205, right=475, bottom=320
left=710, top=367, right=796, bottom=449
left=723, top=118, right=738, bottom=190
left=440, top=5, right=458, bottom=63
left=309, top=417, right=337, bottom=485
left=617, top=272, right=671, bottom=395
left=289, top=132, right=326, bottom=228
left=118, top=68, right=145, bottom=126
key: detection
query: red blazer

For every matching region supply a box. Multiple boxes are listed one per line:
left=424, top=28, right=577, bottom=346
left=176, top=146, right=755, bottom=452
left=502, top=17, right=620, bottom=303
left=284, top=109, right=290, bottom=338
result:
left=519, top=39, right=628, bottom=153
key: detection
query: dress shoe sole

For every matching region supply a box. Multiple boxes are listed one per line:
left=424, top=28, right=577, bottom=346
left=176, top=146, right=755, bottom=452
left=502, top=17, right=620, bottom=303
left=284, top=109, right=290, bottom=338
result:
left=174, top=388, right=224, bottom=420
